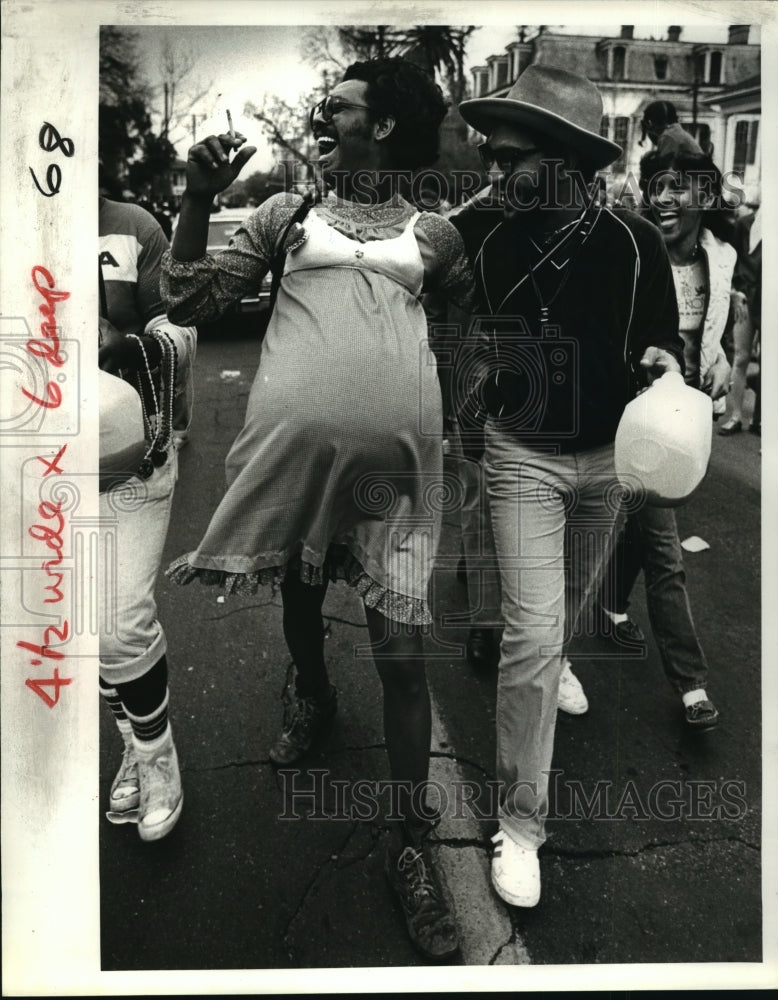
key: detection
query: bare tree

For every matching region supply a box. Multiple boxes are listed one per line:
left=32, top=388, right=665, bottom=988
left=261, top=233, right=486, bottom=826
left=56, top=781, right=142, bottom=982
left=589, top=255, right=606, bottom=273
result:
left=149, top=36, right=216, bottom=151
left=303, top=24, right=477, bottom=103
left=244, top=90, right=320, bottom=189
left=301, top=27, right=350, bottom=76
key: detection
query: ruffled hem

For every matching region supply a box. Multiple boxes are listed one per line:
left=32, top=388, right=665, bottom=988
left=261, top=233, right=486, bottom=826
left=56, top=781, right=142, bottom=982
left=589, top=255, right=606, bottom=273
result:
left=165, top=544, right=431, bottom=625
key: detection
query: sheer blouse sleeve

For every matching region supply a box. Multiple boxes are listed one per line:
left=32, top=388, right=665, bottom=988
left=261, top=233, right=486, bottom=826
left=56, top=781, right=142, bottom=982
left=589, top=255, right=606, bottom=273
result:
left=414, top=212, right=479, bottom=315
left=160, top=193, right=302, bottom=326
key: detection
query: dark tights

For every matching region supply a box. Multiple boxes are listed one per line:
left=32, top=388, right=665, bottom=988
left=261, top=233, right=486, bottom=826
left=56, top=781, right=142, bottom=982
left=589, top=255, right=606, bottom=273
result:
left=280, top=573, right=330, bottom=700
left=280, top=573, right=432, bottom=845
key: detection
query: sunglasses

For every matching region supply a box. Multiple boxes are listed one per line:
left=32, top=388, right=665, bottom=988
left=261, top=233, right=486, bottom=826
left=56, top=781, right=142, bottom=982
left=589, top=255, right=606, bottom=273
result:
left=478, top=142, right=543, bottom=173
left=309, top=96, right=372, bottom=129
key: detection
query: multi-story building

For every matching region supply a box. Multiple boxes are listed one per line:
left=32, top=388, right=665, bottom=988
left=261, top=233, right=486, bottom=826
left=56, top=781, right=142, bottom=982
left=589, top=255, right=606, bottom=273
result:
left=470, top=24, right=761, bottom=204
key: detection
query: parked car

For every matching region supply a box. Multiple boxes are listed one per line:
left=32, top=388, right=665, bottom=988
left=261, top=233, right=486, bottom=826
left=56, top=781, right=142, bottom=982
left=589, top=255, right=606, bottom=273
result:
left=174, top=206, right=272, bottom=337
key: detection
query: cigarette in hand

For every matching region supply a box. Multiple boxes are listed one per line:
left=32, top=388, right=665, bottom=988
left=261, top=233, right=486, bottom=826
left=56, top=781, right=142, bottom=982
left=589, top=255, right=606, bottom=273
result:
left=227, top=110, right=235, bottom=138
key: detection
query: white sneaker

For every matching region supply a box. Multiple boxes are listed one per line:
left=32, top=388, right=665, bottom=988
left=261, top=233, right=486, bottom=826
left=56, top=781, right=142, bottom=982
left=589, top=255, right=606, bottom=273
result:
left=558, top=660, right=588, bottom=715
left=134, top=727, right=183, bottom=842
left=491, top=829, right=541, bottom=907
left=106, top=738, right=140, bottom=824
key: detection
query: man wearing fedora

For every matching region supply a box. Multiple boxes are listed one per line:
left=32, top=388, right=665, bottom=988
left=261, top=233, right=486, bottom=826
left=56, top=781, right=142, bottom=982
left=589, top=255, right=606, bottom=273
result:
left=452, top=65, right=686, bottom=908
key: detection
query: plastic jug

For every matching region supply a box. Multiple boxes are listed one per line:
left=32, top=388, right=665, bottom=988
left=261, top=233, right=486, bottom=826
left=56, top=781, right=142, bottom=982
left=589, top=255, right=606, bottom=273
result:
left=614, top=372, right=712, bottom=506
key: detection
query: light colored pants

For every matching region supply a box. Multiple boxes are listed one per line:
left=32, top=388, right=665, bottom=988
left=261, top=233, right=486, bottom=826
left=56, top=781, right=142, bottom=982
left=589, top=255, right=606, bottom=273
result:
left=99, top=450, right=178, bottom=684
left=447, top=448, right=502, bottom=628
left=484, top=421, right=620, bottom=848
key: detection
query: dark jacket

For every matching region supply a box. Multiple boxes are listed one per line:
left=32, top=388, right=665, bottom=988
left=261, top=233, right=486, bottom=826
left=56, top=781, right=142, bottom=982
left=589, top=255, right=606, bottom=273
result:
left=451, top=200, right=684, bottom=453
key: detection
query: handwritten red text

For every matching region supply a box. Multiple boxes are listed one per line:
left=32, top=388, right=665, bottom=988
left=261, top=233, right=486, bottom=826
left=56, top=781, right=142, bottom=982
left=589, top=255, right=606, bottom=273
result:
left=19, top=444, right=72, bottom=708
left=22, top=265, right=69, bottom=410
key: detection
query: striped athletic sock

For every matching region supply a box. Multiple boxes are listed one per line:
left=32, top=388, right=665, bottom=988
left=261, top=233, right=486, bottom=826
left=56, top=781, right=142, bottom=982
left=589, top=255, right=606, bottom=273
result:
left=124, top=688, right=170, bottom=744
left=99, top=677, right=133, bottom=738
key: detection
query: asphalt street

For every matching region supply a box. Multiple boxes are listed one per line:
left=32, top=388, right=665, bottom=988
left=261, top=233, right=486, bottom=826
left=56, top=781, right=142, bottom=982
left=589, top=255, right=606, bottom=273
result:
left=100, top=329, right=763, bottom=972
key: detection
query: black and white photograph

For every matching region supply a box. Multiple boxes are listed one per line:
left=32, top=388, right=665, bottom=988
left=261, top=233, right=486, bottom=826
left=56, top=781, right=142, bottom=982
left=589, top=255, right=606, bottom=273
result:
left=1, top=1, right=776, bottom=994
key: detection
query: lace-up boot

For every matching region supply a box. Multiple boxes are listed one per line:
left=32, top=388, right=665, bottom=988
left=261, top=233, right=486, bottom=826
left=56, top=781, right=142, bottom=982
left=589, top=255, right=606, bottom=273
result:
left=385, top=843, right=460, bottom=961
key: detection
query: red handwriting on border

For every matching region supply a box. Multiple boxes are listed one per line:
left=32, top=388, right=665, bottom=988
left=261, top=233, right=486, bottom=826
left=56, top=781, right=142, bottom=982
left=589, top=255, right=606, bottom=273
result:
left=18, top=445, right=72, bottom=708
left=22, top=266, right=69, bottom=410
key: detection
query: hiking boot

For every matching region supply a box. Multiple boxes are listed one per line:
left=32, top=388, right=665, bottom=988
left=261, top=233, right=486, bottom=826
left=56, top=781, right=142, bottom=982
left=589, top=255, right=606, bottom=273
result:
left=385, top=844, right=460, bottom=962
left=105, top=738, right=140, bottom=824
left=269, top=684, right=337, bottom=766
left=134, top=727, right=183, bottom=842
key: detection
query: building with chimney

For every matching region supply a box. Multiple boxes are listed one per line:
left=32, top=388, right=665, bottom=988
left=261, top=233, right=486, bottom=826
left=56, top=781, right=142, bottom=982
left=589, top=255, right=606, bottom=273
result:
left=470, top=25, right=761, bottom=204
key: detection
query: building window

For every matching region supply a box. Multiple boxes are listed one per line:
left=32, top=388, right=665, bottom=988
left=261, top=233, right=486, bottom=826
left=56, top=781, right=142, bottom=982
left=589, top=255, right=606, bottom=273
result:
left=654, top=55, right=668, bottom=80
left=599, top=116, right=629, bottom=170
left=612, top=46, right=626, bottom=81
left=613, top=116, right=629, bottom=168
left=709, top=51, right=722, bottom=84
left=733, top=120, right=749, bottom=176
left=733, top=120, right=759, bottom=177
left=496, top=59, right=509, bottom=87
left=748, top=120, right=759, bottom=164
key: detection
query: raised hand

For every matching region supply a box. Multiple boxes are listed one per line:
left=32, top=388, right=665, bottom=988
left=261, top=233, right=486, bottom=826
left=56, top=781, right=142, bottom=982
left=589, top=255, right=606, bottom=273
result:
left=184, top=132, right=257, bottom=199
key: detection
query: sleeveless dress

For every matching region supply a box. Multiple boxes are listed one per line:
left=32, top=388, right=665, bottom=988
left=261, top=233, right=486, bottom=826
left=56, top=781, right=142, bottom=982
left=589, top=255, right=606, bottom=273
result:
left=163, top=194, right=474, bottom=624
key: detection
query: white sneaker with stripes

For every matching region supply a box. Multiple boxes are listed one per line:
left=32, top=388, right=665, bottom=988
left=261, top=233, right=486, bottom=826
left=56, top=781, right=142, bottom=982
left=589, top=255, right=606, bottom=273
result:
left=491, top=828, right=541, bottom=907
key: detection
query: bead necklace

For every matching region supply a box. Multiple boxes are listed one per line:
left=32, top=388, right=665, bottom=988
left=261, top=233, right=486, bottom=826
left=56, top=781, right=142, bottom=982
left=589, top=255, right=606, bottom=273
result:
left=126, top=331, right=177, bottom=479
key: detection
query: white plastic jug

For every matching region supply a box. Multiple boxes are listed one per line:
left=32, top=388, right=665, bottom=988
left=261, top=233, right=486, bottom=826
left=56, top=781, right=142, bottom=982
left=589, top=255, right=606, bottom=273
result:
left=614, top=371, right=712, bottom=506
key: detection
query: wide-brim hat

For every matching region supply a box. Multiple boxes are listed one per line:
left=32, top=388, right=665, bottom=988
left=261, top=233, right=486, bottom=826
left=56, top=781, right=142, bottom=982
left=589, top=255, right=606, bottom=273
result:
left=459, top=64, right=622, bottom=169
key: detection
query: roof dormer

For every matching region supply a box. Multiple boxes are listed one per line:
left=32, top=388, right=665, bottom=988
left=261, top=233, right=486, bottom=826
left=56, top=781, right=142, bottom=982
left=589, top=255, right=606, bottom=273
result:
left=597, top=38, right=630, bottom=81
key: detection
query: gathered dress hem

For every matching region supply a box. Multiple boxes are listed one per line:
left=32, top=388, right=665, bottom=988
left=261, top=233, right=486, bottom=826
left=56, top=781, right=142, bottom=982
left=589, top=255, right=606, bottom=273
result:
left=165, top=544, right=432, bottom=625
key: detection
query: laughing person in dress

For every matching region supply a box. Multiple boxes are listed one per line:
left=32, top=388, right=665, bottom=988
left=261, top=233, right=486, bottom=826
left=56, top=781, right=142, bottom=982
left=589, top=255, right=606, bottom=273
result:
left=161, top=58, right=477, bottom=962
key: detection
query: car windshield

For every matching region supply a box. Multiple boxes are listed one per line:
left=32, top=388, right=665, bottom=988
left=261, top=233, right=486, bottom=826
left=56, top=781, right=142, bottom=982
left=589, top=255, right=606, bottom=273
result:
left=207, top=218, right=248, bottom=252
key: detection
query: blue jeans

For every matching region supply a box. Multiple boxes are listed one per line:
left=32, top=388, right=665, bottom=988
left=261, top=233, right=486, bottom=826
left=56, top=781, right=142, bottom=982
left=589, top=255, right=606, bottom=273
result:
left=484, top=422, right=620, bottom=848
left=601, top=505, right=709, bottom=694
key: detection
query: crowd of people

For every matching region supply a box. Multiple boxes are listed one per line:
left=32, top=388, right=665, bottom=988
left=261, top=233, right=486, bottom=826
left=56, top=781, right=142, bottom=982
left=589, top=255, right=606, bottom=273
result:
left=98, top=58, right=761, bottom=962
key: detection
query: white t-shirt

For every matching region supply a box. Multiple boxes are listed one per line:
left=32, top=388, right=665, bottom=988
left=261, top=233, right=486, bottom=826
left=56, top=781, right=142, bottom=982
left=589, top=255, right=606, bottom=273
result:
left=672, top=258, right=706, bottom=386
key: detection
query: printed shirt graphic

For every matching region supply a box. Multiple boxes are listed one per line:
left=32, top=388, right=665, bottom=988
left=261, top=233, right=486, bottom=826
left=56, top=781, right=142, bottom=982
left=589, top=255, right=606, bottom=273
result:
left=99, top=197, right=196, bottom=432
left=672, top=258, right=706, bottom=386
left=99, top=199, right=168, bottom=336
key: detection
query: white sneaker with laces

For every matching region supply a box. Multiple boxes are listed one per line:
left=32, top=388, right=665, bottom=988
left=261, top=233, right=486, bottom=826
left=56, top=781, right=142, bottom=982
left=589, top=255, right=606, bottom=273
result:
left=557, top=660, right=588, bottom=715
left=106, top=737, right=140, bottom=824
left=491, top=829, right=541, bottom=907
left=134, top=727, right=183, bottom=842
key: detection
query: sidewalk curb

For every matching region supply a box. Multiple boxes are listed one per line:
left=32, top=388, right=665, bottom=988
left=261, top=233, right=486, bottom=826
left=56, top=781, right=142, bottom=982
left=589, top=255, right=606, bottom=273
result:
left=428, top=705, right=531, bottom=966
